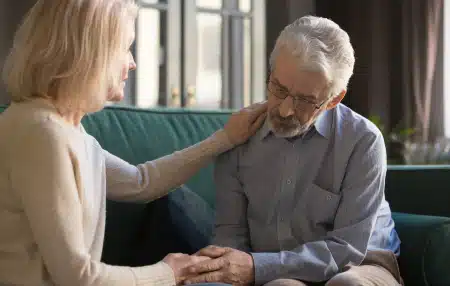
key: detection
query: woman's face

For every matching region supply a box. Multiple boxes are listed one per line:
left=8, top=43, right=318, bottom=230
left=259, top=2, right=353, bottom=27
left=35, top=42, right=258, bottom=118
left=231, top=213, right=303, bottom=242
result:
left=107, top=22, right=136, bottom=102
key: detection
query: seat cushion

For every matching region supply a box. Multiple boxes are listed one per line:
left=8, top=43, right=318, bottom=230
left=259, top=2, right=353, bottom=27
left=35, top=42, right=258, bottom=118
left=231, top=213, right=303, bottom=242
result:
left=393, top=212, right=450, bottom=286
left=423, top=220, right=450, bottom=286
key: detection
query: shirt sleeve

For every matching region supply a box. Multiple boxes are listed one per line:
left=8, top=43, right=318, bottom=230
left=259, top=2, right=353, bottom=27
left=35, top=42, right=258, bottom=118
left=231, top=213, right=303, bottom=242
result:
left=10, top=123, right=175, bottom=286
left=251, top=132, right=387, bottom=284
left=104, top=129, right=234, bottom=202
left=212, top=147, right=251, bottom=252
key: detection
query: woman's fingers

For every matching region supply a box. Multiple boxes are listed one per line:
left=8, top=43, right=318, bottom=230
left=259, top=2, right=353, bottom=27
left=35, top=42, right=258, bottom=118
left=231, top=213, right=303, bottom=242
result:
left=223, top=101, right=268, bottom=145
left=250, top=112, right=267, bottom=133
left=247, top=101, right=268, bottom=122
left=187, top=257, right=226, bottom=275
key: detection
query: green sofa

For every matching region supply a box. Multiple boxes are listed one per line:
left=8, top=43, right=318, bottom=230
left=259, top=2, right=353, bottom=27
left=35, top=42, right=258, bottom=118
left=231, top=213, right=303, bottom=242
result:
left=1, top=104, right=450, bottom=286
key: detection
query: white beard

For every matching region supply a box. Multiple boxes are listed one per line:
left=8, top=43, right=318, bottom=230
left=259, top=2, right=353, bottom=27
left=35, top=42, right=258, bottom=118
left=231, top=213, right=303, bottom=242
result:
left=268, top=119, right=312, bottom=138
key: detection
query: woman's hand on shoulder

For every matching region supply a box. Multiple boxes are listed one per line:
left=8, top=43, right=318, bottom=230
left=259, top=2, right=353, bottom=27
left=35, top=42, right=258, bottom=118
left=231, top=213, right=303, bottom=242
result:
left=224, top=101, right=268, bottom=146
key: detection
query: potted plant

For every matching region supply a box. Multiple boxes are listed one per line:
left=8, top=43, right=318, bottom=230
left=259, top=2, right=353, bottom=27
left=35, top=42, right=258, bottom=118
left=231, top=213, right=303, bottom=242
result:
left=368, top=115, right=415, bottom=165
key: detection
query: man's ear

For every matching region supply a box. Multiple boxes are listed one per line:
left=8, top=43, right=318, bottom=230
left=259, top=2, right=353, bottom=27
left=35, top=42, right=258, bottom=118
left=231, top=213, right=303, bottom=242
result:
left=326, top=90, right=346, bottom=110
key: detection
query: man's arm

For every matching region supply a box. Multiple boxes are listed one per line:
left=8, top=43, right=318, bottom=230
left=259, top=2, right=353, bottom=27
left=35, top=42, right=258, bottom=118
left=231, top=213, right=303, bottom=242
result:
left=252, top=132, right=387, bottom=284
left=212, top=147, right=251, bottom=252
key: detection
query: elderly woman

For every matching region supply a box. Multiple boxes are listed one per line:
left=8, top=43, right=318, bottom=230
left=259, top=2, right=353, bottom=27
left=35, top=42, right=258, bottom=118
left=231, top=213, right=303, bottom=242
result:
left=0, top=0, right=267, bottom=285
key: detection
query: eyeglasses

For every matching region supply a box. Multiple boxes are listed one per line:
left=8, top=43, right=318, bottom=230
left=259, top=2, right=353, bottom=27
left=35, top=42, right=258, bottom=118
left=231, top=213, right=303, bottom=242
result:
left=267, top=79, right=327, bottom=110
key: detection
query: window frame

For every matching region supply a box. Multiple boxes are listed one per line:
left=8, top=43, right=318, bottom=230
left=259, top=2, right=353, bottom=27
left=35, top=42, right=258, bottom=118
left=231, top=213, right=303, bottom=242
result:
left=132, top=0, right=266, bottom=109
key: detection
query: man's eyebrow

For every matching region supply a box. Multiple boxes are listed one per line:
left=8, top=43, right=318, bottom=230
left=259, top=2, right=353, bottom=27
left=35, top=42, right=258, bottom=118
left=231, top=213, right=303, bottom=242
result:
left=293, top=92, right=317, bottom=101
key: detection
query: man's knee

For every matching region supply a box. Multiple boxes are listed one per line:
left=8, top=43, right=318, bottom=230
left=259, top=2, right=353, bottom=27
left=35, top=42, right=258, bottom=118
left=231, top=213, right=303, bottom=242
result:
left=325, top=271, right=363, bottom=286
left=264, top=279, right=308, bottom=286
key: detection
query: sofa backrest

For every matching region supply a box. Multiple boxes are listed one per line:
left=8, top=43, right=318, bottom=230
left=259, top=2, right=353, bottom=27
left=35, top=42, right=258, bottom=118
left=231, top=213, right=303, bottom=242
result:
left=385, top=165, right=450, bottom=217
left=2, top=104, right=450, bottom=215
left=81, top=106, right=231, bottom=206
left=82, top=106, right=233, bottom=264
left=80, top=106, right=450, bottom=218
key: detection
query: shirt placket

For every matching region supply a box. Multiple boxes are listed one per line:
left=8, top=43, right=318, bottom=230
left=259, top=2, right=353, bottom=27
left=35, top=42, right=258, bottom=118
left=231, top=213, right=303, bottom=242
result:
left=276, top=141, right=299, bottom=250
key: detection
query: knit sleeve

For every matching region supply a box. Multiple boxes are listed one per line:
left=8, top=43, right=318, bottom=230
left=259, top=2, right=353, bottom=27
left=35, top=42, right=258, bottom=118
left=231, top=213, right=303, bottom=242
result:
left=10, top=122, right=176, bottom=286
left=104, top=129, right=234, bottom=202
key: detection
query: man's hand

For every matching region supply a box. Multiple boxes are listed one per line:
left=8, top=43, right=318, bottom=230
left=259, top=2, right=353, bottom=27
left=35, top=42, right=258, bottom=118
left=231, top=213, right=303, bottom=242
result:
left=184, top=245, right=255, bottom=286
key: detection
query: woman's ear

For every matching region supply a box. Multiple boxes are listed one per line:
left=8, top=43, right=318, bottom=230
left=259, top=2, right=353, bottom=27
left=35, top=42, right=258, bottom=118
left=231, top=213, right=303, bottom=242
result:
left=326, top=90, right=346, bottom=110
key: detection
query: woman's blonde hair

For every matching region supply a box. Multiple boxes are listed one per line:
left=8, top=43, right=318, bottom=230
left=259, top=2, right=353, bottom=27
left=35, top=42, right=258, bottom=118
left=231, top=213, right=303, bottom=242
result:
left=3, top=0, right=138, bottom=110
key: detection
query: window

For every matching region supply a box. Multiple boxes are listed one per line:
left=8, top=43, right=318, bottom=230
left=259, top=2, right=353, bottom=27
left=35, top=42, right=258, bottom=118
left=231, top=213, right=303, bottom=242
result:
left=132, top=0, right=266, bottom=109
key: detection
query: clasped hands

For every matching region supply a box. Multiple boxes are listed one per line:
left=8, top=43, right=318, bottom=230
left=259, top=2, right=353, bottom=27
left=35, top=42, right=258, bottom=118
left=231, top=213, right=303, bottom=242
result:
left=164, top=245, right=255, bottom=286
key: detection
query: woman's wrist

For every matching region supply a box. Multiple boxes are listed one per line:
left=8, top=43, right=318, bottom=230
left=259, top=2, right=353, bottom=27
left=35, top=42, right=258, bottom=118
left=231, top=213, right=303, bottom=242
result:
left=212, top=128, right=235, bottom=150
left=131, top=261, right=176, bottom=286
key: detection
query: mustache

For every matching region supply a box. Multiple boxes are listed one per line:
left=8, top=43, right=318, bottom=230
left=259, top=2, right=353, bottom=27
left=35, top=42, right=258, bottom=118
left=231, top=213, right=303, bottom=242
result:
left=270, top=110, right=300, bottom=126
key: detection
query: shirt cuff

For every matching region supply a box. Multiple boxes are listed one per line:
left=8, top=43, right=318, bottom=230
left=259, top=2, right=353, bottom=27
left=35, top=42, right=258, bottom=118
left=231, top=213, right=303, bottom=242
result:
left=251, top=252, right=282, bottom=285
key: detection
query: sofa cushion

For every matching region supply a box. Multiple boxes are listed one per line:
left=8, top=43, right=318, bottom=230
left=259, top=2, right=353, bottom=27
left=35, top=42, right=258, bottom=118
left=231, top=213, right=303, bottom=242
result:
left=423, top=220, right=450, bottom=286
left=393, top=212, right=450, bottom=286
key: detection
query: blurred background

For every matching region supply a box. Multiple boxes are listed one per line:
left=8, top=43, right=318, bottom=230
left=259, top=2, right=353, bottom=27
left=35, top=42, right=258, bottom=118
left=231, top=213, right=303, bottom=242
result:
left=0, top=0, right=448, bottom=164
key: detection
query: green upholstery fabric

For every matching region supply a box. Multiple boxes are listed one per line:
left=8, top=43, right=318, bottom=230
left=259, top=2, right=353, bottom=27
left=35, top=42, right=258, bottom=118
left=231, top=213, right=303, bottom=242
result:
left=424, top=221, right=450, bottom=286
left=386, top=165, right=450, bottom=217
left=1, top=104, right=450, bottom=286
left=393, top=212, right=450, bottom=286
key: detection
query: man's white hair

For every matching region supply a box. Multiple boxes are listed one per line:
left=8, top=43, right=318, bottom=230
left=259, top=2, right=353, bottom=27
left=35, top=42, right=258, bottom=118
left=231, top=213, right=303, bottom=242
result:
left=269, top=16, right=355, bottom=97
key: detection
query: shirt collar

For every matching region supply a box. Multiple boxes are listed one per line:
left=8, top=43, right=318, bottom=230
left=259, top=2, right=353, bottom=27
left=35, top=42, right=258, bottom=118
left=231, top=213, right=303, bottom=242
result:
left=258, top=109, right=332, bottom=141
left=313, top=109, right=332, bottom=139
left=258, top=117, right=273, bottom=141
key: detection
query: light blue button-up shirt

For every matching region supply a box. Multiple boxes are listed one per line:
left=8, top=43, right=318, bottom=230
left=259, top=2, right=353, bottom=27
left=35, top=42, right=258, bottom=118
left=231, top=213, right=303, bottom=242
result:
left=213, top=104, right=400, bottom=284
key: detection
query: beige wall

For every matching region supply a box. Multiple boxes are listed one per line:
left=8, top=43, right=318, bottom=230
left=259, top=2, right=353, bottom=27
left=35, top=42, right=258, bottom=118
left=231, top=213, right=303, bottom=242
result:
left=0, top=1, right=36, bottom=105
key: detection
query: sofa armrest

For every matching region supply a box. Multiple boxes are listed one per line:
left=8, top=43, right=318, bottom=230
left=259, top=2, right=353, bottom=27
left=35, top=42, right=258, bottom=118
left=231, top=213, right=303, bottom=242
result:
left=392, top=212, right=450, bottom=286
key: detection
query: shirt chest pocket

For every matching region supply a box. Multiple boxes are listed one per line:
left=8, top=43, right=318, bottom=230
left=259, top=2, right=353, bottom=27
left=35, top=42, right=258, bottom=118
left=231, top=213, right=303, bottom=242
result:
left=293, top=183, right=341, bottom=233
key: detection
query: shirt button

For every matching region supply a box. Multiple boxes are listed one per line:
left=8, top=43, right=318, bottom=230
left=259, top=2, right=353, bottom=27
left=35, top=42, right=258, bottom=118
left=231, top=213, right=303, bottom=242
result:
left=327, top=195, right=332, bottom=200
left=287, top=179, right=292, bottom=185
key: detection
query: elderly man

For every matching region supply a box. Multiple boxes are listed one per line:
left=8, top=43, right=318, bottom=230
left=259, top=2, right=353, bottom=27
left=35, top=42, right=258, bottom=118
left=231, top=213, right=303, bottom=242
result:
left=185, top=16, right=402, bottom=286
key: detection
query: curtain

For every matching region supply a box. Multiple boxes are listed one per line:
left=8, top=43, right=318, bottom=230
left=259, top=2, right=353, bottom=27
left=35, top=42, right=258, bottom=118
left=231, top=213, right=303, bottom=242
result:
left=402, top=0, right=443, bottom=143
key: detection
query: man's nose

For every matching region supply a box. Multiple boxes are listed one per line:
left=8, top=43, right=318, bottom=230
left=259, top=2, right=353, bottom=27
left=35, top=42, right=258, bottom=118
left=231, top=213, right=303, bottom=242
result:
left=278, top=97, right=295, bottom=118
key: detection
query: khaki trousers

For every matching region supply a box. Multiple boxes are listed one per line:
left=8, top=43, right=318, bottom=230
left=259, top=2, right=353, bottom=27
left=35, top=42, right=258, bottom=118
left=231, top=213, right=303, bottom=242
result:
left=264, top=250, right=403, bottom=286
